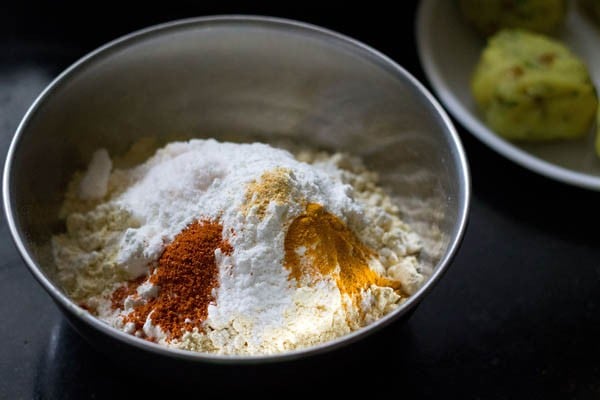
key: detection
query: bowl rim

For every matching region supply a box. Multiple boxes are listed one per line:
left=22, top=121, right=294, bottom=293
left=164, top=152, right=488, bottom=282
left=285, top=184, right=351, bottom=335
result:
left=2, top=14, right=471, bottom=364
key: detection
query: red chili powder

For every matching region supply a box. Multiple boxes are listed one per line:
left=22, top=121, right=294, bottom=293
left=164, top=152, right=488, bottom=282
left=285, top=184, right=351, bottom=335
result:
left=110, top=275, right=146, bottom=310
left=112, top=219, right=232, bottom=340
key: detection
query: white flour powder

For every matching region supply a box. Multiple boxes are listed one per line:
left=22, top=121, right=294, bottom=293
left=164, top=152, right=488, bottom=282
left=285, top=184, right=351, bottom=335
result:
left=52, top=139, right=425, bottom=355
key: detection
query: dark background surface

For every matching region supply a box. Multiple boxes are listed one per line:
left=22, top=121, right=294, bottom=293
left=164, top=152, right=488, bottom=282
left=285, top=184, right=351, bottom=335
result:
left=2, top=1, right=600, bottom=399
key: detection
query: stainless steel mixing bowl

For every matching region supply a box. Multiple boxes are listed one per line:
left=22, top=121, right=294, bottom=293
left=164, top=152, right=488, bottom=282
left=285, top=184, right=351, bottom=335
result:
left=3, top=16, right=470, bottom=364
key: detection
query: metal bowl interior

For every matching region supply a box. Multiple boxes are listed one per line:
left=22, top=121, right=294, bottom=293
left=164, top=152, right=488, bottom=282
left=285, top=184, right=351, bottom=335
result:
left=3, top=16, right=470, bottom=364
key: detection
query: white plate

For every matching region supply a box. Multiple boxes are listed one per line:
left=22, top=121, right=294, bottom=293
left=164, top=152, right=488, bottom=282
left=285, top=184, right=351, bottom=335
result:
left=416, top=0, right=600, bottom=190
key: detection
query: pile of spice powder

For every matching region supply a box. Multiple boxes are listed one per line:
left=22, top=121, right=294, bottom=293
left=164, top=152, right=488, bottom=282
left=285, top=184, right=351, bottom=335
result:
left=52, top=138, right=426, bottom=355
left=115, top=220, right=232, bottom=340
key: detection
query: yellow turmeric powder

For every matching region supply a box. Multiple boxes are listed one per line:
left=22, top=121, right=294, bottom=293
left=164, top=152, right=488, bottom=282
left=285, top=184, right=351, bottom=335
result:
left=284, top=203, right=402, bottom=312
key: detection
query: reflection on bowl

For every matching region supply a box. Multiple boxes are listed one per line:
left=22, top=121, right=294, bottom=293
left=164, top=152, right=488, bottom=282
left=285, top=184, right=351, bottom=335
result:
left=3, top=16, right=469, bottom=364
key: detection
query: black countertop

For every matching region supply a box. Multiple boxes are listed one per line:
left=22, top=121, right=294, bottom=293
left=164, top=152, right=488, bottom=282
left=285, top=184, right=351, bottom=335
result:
left=2, top=2, right=600, bottom=398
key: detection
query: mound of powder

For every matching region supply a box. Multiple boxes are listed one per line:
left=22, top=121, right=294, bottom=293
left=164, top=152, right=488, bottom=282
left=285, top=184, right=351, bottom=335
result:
left=52, top=138, right=425, bottom=355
